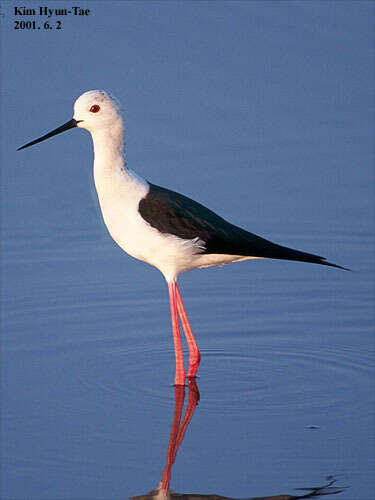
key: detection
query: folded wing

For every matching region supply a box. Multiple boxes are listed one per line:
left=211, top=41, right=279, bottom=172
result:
left=139, top=183, right=346, bottom=270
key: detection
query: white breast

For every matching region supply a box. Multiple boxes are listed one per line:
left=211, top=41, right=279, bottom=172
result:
left=93, top=163, right=203, bottom=282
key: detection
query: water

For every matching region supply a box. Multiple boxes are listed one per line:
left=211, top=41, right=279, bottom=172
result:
left=1, top=2, right=374, bottom=499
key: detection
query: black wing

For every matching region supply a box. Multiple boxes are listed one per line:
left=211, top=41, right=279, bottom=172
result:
left=139, top=183, right=345, bottom=269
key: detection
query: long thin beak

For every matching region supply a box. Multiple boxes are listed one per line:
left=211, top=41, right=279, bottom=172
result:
left=17, top=118, right=81, bottom=151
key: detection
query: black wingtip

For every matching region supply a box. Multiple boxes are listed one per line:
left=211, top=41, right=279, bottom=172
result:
left=319, top=259, right=351, bottom=272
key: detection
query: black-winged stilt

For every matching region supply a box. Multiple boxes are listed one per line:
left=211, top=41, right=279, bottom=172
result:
left=18, top=90, right=346, bottom=385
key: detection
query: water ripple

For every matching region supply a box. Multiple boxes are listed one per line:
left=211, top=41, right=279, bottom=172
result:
left=56, top=335, right=373, bottom=420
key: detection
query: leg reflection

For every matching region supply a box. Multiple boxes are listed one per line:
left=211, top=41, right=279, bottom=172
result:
left=160, top=378, right=200, bottom=491
left=129, top=381, right=343, bottom=500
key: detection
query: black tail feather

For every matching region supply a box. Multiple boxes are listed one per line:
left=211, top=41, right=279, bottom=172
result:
left=259, top=243, right=349, bottom=271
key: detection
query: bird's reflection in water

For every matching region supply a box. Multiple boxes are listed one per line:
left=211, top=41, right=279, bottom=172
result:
left=160, top=379, right=200, bottom=492
left=129, top=380, right=343, bottom=500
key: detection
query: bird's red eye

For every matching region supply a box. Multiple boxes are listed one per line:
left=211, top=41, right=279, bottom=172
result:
left=90, top=105, right=100, bottom=113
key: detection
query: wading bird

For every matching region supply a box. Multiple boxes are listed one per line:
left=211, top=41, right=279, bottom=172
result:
left=18, top=90, right=346, bottom=385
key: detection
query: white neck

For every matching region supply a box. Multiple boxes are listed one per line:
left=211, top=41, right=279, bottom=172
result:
left=91, top=120, right=126, bottom=172
left=90, top=120, right=148, bottom=211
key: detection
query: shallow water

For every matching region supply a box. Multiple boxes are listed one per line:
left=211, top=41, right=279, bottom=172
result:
left=2, top=2, right=374, bottom=499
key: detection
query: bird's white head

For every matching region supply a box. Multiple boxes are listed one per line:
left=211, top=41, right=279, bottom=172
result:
left=73, top=90, right=123, bottom=133
left=17, top=90, right=124, bottom=152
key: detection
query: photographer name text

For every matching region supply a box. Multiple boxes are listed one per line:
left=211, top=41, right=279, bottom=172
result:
left=14, top=6, right=91, bottom=30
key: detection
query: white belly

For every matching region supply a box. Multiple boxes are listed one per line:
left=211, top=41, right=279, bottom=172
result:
left=102, top=202, right=262, bottom=280
left=93, top=164, right=203, bottom=281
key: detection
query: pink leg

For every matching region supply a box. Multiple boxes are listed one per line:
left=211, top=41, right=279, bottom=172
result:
left=168, top=281, right=186, bottom=385
left=175, top=283, right=201, bottom=378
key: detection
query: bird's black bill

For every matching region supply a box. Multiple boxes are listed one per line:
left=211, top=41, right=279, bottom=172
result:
left=17, top=118, right=81, bottom=151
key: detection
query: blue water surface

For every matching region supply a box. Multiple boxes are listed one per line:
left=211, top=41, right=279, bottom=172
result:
left=1, top=2, right=374, bottom=499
